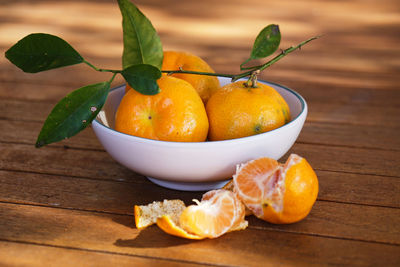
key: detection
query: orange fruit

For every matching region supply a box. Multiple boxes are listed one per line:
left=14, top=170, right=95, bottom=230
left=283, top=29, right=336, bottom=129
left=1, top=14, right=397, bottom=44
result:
left=233, top=154, right=318, bottom=224
left=222, top=180, right=253, bottom=216
left=115, top=76, right=209, bottom=142
left=206, top=81, right=291, bottom=141
left=157, top=215, right=205, bottom=240
left=157, top=189, right=247, bottom=239
left=161, top=51, right=220, bottom=103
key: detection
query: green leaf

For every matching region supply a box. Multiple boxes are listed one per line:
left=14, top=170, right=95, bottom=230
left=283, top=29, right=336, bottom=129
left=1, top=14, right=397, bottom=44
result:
left=5, top=33, right=83, bottom=73
left=118, top=0, right=163, bottom=69
left=36, top=82, right=110, bottom=148
left=122, top=64, right=161, bottom=95
left=240, top=24, right=281, bottom=70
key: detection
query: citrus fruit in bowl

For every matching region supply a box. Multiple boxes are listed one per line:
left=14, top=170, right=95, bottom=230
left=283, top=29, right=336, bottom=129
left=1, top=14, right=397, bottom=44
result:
left=116, top=76, right=209, bottom=142
left=92, top=77, right=307, bottom=191
left=161, top=51, right=220, bottom=104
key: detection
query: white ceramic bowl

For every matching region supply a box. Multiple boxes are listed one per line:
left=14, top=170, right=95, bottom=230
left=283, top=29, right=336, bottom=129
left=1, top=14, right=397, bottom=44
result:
left=92, top=77, right=307, bottom=191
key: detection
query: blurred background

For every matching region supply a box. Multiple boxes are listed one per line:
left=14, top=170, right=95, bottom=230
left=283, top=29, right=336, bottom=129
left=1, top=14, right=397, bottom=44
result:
left=1, top=0, right=399, bottom=147
left=1, top=0, right=399, bottom=91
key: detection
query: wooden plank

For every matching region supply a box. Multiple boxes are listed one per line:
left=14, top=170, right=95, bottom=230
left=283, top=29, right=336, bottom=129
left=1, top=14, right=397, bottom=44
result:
left=0, top=203, right=399, bottom=266
left=273, top=80, right=400, bottom=107
left=2, top=91, right=399, bottom=129
left=3, top=50, right=399, bottom=93
left=0, top=143, right=137, bottom=182
left=260, top=63, right=400, bottom=91
left=300, top=121, right=400, bottom=151
left=0, top=119, right=103, bottom=150
left=288, top=143, right=400, bottom=177
left=247, top=201, right=400, bottom=245
left=307, top=102, right=400, bottom=127
left=1, top=141, right=398, bottom=182
left=1, top=0, right=399, bottom=89
left=1, top=13, right=399, bottom=91
left=0, top=81, right=74, bottom=103
left=0, top=99, right=52, bottom=123
left=1, top=76, right=399, bottom=106
left=0, top=170, right=399, bottom=244
left=2, top=118, right=400, bottom=152
left=1, top=165, right=399, bottom=213
left=0, top=59, right=121, bottom=89
left=0, top=170, right=198, bottom=214
left=2, top=50, right=399, bottom=94
left=0, top=76, right=125, bottom=103
left=0, top=240, right=202, bottom=267
left=317, top=170, right=400, bottom=208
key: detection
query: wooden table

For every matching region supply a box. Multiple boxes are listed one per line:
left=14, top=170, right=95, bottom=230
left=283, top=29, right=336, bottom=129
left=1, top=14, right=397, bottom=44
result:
left=1, top=0, right=399, bottom=266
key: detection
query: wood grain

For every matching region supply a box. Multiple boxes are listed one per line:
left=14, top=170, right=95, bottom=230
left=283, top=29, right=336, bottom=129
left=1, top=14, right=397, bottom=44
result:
left=0, top=119, right=103, bottom=150
left=2, top=118, right=400, bottom=153
left=289, top=143, right=400, bottom=177
left=0, top=240, right=202, bottom=267
left=1, top=167, right=399, bottom=212
left=1, top=169, right=399, bottom=245
left=1, top=0, right=399, bottom=265
left=2, top=72, right=399, bottom=107
left=300, top=121, right=400, bottom=151
left=1, top=203, right=399, bottom=267
left=1, top=141, right=398, bottom=182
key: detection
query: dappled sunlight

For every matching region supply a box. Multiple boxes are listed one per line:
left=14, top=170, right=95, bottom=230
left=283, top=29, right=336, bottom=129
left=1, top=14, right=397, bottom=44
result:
left=0, top=0, right=399, bottom=89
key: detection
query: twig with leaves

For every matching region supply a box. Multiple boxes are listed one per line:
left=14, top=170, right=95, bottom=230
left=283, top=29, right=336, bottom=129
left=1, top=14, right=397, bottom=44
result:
left=5, top=0, right=319, bottom=148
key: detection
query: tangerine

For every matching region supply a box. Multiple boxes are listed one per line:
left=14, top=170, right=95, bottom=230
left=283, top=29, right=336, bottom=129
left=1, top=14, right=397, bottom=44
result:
left=157, top=189, right=247, bottom=239
left=233, top=154, right=318, bottom=224
left=206, top=81, right=290, bottom=141
left=161, top=51, right=220, bottom=103
left=115, top=76, right=209, bottom=142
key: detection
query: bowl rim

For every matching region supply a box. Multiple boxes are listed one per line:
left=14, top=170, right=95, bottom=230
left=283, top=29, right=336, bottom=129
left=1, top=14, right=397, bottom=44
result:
left=92, top=79, right=306, bottom=147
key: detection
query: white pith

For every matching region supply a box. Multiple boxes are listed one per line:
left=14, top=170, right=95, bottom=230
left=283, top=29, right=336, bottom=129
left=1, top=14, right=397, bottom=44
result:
left=233, top=154, right=303, bottom=216
left=181, top=190, right=239, bottom=237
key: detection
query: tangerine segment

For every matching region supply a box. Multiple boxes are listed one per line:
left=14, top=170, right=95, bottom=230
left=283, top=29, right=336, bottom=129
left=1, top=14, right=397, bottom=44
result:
left=115, top=76, right=209, bottom=142
left=233, top=154, right=318, bottom=224
left=233, top=157, right=280, bottom=217
left=162, top=51, right=220, bottom=103
left=222, top=180, right=253, bottom=216
left=157, top=215, right=204, bottom=240
left=180, top=189, right=246, bottom=238
left=201, top=189, right=247, bottom=232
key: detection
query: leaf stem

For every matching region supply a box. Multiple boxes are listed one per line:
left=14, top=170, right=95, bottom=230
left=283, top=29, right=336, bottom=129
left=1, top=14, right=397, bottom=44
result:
left=83, top=60, right=122, bottom=73
left=232, top=35, right=321, bottom=81
left=162, top=68, right=235, bottom=79
left=109, top=72, right=118, bottom=84
left=84, top=35, right=320, bottom=85
left=161, top=35, right=321, bottom=82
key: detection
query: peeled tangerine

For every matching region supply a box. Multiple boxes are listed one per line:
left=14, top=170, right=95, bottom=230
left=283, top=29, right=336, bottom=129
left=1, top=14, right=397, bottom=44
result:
left=157, top=190, right=248, bottom=239
left=135, top=154, right=317, bottom=240
left=233, top=154, right=319, bottom=224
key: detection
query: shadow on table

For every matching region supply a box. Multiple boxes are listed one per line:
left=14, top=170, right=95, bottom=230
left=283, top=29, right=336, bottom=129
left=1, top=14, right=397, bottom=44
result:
left=114, top=227, right=197, bottom=248
left=112, top=214, right=199, bottom=248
